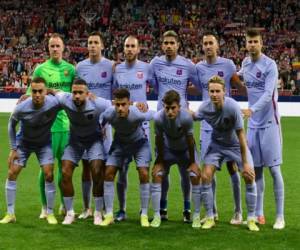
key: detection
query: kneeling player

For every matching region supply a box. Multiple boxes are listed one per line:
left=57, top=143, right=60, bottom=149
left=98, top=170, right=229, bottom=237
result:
left=57, top=79, right=110, bottom=225
left=0, top=77, right=61, bottom=225
left=100, top=88, right=154, bottom=227
left=151, top=90, right=201, bottom=228
left=193, top=76, right=259, bottom=231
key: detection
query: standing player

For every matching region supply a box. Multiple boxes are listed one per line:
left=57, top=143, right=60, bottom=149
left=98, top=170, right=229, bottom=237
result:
left=29, top=33, right=75, bottom=218
left=193, top=75, right=259, bottom=232
left=193, top=32, right=244, bottom=224
left=76, top=31, right=114, bottom=219
left=151, top=90, right=201, bottom=228
left=57, top=79, right=110, bottom=225
left=113, top=35, right=153, bottom=221
left=0, top=77, right=61, bottom=224
left=150, top=30, right=198, bottom=222
left=240, top=29, right=285, bottom=229
left=100, top=88, right=154, bottom=227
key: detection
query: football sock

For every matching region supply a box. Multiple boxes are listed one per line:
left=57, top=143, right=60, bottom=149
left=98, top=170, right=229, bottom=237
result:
left=140, top=183, right=150, bottom=215
left=269, top=165, right=284, bottom=218
left=212, top=175, right=217, bottom=214
left=231, top=172, right=242, bottom=213
left=201, top=183, right=214, bottom=218
left=151, top=183, right=161, bottom=217
left=104, top=181, right=114, bottom=214
left=117, top=166, right=128, bottom=211
left=63, top=197, right=74, bottom=214
left=94, top=196, right=104, bottom=212
left=255, top=167, right=264, bottom=216
left=38, top=170, right=47, bottom=206
left=6, top=180, right=16, bottom=214
left=45, top=181, right=56, bottom=214
left=192, top=184, right=201, bottom=215
left=246, top=183, right=257, bottom=218
left=82, top=181, right=92, bottom=209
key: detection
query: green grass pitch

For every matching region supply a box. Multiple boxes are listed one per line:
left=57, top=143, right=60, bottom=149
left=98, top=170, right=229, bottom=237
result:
left=0, top=113, right=299, bottom=250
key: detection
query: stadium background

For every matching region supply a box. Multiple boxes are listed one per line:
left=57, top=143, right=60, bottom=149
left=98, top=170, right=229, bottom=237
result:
left=0, top=1, right=300, bottom=249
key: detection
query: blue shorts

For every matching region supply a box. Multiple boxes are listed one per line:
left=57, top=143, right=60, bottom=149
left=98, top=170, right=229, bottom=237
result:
left=162, top=146, right=199, bottom=177
left=247, top=124, right=282, bottom=167
left=82, top=124, right=112, bottom=161
left=200, top=129, right=212, bottom=161
left=122, top=121, right=152, bottom=167
left=62, top=139, right=105, bottom=165
left=106, top=138, right=151, bottom=168
left=204, top=142, right=254, bottom=171
left=163, top=146, right=199, bottom=168
left=14, top=142, right=54, bottom=167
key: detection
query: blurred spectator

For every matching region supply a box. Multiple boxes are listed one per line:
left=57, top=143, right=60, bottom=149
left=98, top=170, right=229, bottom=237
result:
left=0, top=0, right=299, bottom=95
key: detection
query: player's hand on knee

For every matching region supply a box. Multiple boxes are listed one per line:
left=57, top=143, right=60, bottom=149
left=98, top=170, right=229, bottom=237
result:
left=135, top=102, right=148, bottom=112
left=152, top=162, right=164, bottom=177
left=187, top=162, right=201, bottom=179
left=8, top=149, right=19, bottom=166
left=242, top=163, right=255, bottom=182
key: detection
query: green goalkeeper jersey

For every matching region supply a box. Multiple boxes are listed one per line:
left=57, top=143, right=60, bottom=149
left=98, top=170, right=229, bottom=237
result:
left=28, top=59, right=75, bottom=132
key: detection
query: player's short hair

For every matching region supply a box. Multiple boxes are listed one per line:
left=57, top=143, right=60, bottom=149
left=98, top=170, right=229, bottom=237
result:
left=31, top=77, right=46, bottom=85
left=113, top=88, right=130, bottom=100
left=246, top=28, right=262, bottom=38
left=49, top=33, right=64, bottom=42
left=208, top=75, right=225, bottom=88
left=124, top=35, right=139, bottom=46
left=162, top=30, right=179, bottom=42
left=72, top=78, right=87, bottom=86
left=163, top=90, right=180, bottom=105
left=202, top=31, right=219, bottom=41
left=89, top=31, right=104, bottom=43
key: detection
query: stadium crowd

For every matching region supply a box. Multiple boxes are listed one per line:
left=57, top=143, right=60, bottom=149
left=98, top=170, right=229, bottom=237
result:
left=0, top=0, right=299, bottom=94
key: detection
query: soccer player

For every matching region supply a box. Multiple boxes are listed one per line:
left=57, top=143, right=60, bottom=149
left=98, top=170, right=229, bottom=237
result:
left=57, top=79, right=111, bottom=225
left=76, top=31, right=114, bottom=219
left=0, top=77, right=61, bottom=225
left=150, top=30, right=198, bottom=222
left=193, top=75, right=259, bottom=231
left=240, top=29, right=285, bottom=230
left=29, top=33, right=75, bottom=218
left=99, top=88, right=154, bottom=227
left=151, top=90, right=201, bottom=228
left=113, top=35, right=153, bottom=221
left=193, top=32, right=244, bottom=224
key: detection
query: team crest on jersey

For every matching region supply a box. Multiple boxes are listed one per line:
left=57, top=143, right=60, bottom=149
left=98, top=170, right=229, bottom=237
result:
left=218, top=71, right=224, bottom=77
left=256, top=71, right=261, bottom=78
left=101, top=72, right=107, bottom=78
left=137, top=72, right=143, bottom=79
left=64, top=70, right=69, bottom=76
left=176, top=69, right=182, bottom=75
